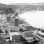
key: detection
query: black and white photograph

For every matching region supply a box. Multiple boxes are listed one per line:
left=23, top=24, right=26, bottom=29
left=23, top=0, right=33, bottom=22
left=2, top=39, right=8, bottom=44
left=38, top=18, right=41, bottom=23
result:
left=0, top=0, right=44, bottom=44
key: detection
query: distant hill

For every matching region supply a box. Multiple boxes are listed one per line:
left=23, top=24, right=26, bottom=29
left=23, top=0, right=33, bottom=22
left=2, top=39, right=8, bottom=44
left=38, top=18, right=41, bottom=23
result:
left=0, top=3, right=44, bottom=15
left=0, top=3, right=15, bottom=15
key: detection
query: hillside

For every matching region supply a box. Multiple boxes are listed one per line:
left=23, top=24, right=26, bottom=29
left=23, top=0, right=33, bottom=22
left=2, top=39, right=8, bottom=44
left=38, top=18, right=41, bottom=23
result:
left=0, top=3, right=44, bottom=15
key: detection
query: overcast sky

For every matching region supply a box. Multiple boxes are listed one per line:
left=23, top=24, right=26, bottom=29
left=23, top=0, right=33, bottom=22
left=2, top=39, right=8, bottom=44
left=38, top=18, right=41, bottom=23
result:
left=0, top=0, right=44, bottom=4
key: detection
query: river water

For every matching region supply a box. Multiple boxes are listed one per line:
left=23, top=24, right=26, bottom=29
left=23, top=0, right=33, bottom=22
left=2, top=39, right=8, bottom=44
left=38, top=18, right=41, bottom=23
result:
left=19, top=11, right=44, bottom=28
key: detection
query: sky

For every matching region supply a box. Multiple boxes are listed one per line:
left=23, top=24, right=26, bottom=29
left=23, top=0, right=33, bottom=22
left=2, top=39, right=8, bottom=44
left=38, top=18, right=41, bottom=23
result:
left=19, top=11, right=44, bottom=28
left=0, top=0, right=44, bottom=4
